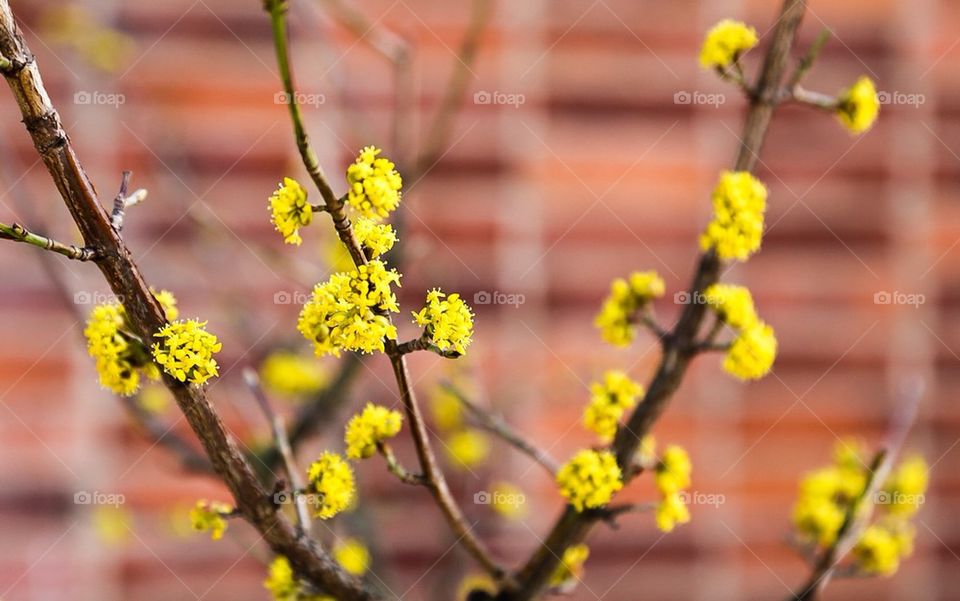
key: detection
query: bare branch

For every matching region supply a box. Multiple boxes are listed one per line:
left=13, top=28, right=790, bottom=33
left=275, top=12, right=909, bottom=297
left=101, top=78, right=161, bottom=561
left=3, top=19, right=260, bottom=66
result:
left=377, top=441, right=426, bottom=486
left=0, top=221, right=100, bottom=261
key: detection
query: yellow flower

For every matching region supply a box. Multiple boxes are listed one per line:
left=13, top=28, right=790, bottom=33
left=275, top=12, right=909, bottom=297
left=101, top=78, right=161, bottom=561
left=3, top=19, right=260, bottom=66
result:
left=264, top=556, right=300, bottom=601
left=655, top=445, right=692, bottom=495
left=699, top=19, right=758, bottom=70
left=259, top=351, right=328, bottom=399
left=556, top=449, right=623, bottom=512
left=548, top=544, right=590, bottom=588
left=583, top=370, right=644, bottom=443
left=151, top=320, right=222, bottom=385
left=594, top=270, right=665, bottom=346
left=353, top=216, right=397, bottom=258
left=297, top=259, right=401, bottom=357
left=83, top=290, right=180, bottom=396
left=882, top=454, right=928, bottom=516
left=412, top=289, right=475, bottom=356
left=853, top=521, right=914, bottom=576
left=793, top=495, right=846, bottom=546
left=836, top=76, right=879, bottom=134
left=444, top=429, right=490, bottom=470
left=703, top=283, right=758, bottom=330
left=306, top=451, right=356, bottom=519
left=92, top=505, right=132, bottom=546
left=333, top=538, right=370, bottom=576
left=792, top=440, right=870, bottom=547
left=722, top=321, right=777, bottom=380
left=656, top=492, right=691, bottom=532
left=189, top=499, right=233, bottom=541
left=344, top=403, right=404, bottom=459
left=490, top=481, right=528, bottom=519
left=700, top=171, right=768, bottom=262
left=346, top=146, right=402, bottom=220
left=636, top=434, right=657, bottom=468
left=429, top=385, right=465, bottom=431
left=137, top=384, right=171, bottom=414
left=269, top=177, right=313, bottom=246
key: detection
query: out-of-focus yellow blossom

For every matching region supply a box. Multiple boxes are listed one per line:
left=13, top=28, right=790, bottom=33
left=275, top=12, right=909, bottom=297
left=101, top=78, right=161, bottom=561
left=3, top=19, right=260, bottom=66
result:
left=298, top=259, right=401, bottom=357
left=306, top=451, right=356, bottom=519
left=92, top=505, right=131, bottom=546
left=723, top=321, right=777, bottom=380
left=548, top=544, right=590, bottom=588
left=594, top=270, right=665, bottom=346
left=444, top=429, right=490, bottom=470
left=152, top=320, right=222, bottom=385
left=333, top=538, right=370, bottom=576
left=346, top=146, right=402, bottom=220
left=136, top=385, right=170, bottom=414
left=656, top=491, right=692, bottom=533
left=264, top=556, right=304, bottom=601
left=699, top=19, right=758, bottom=70
left=260, top=351, right=328, bottom=399
left=457, top=574, right=496, bottom=601
left=491, top=481, right=528, bottom=519
left=655, top=445, right=692, bottom=495
left=344, top=403, right=403, bottom=459
left=189, top=500, right=233, bottom=541
left=793, top=494, right=846, bottom=547
left=556, top=449, right=623, bottom=512
left=40, top=5, right=136, bottom=73
left=353, top=217, right=397, bottom=258
left=853, top=521, right=915, bottom=576
left=636, top=434, right=657, bottom=468
left=793, top=440, right=868, bottom=546
left=700, top=171, right=767, bottom=262
left=583, top=370, right=644, bottom=443
left=429, top=385, right=465, bottom=431
left=269, top=177, right=312, bottom=246
left=413, top=289, right=475, bottom=356
left=84, top=290, right=179, bottom=396
left=881, top=455, right=928, bottom=516
left=836, top=76, right=880, bottom=134
left=704, top=283, right=758, bottom=330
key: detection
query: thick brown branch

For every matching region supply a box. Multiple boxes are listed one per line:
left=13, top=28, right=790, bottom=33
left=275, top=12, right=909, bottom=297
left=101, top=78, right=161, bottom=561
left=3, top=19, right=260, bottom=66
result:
left=0, top=4, right=371, bottom=598
left=496, top=2, right=809, bottom=599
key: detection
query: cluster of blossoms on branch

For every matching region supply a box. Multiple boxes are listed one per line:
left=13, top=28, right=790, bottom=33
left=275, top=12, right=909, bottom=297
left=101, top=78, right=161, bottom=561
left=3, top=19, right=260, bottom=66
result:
left=265, top=539, right=370, bottom=601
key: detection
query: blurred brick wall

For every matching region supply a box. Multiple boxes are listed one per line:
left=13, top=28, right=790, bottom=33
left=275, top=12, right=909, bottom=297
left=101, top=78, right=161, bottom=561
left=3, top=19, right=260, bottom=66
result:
left=0, top=0, right=958, bottom=600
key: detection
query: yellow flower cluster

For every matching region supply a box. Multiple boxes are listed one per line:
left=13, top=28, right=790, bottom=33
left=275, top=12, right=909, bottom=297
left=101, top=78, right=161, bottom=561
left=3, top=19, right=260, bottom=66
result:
left=344, top=403, right=403, bottom=459
left=151, top=320, right=222, bottom=385
left=444, top=429, right=490, bottom=470
left=353, top=216, right=397, bottom=258
left=297, top=259, right=401, bottom=357
left=332, top=538, right=370, bottom=576
left=852, top=520, right=915, bottom=576
left=700, top=170, right=767, bottom=262
left=583, top=370, right=644, bottom=443
left=189, top=499, right=233, bottom=541
left=654, top=445, right=692, bottom=532
left=259, top=351, right=328, bottom=399
left=793, top=440, right=868, bottom=547
left=836, top=76, right=880, bottom=134
left=306, top=451, right=356, bottom=519
left=699, top=19, right=758, bottom=70
left=595, top=270, right=665, bottom=346
left=412, top=289, right=475, bottom=356
left=703, top=283, right=777, bottom=380
left=723, top=321, right=777, bottom=380
left=548, top=544, right=590, bottom=588
left=882, top=454, right=928, bottom=516
left=264, top=540, right=370, bottom=601
left=556, top=449, right=623, bottom=512
left=269, top=177, right=313, bottom=245
left=83, top=290, right=178, bottom=395
left=346, top=146, right=402, bottom=220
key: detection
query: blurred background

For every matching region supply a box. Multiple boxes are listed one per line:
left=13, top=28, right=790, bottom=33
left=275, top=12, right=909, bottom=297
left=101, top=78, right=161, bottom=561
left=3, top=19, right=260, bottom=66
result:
left=0, top=0, right=958, bottom=599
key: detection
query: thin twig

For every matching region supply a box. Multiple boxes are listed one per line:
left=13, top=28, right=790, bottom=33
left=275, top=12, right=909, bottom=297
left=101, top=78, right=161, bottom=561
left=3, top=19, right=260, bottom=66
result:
left=396, top=334, right=462, bottom=358
left=787, top=28, right=831, bottom=91
left=377, top=441, right=426, bottom=486
left=441, top=381, right=559, bottom=476
left=111, top=170, right=132, bottom=231
left=0, top=221, right=100, bottom=261
left=245, top=368, right=312, bottom=532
